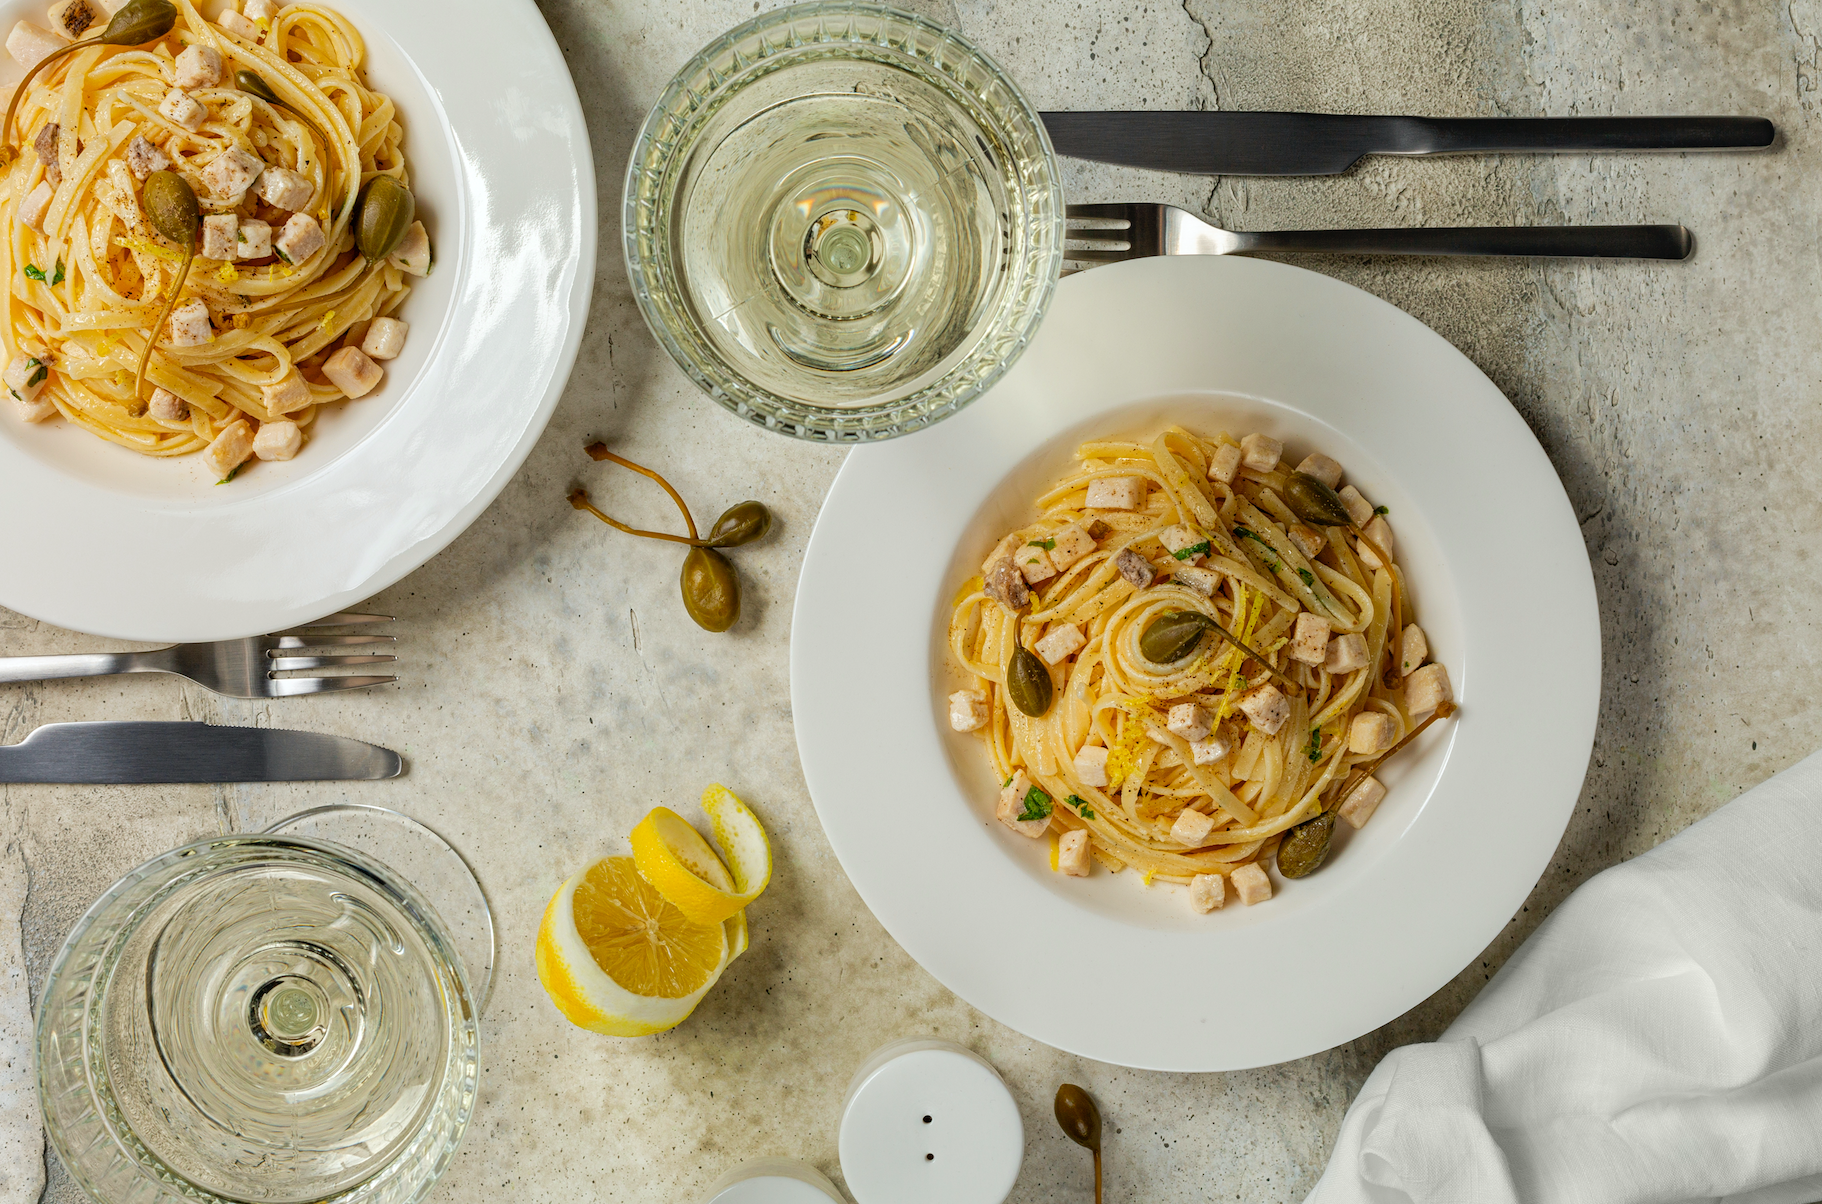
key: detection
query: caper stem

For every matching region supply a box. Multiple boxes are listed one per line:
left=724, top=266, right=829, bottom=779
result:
left=584, top=443, right=698, bottom=538
left=132, top=242, right=193, bottom=407
left=1195, top=611, right=1300, bottom=691
left=1, top=37, right=98, bottom=154
left=569, top=488, right=726, bottom=547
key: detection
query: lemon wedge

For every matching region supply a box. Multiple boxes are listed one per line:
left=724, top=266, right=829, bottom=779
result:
left=535, top=856, right=728, bottom=1036
left=630, top=784, right=772, bottom=926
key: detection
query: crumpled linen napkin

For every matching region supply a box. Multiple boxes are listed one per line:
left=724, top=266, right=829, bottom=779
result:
left=1307, top=746, right=1822, bottom=1204
left=1, top=833, right=44, bottom=1204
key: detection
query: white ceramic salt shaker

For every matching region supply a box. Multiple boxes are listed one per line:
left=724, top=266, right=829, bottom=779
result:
left=837, top=1038, right=1023, bottom=1204
left=700, top=1157, right=845, bottom=1204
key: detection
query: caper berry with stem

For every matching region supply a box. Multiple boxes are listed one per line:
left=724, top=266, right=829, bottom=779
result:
left=235, top=69, right=331, bottom=159
left=706, top=500, right=771, bottom=548
left=1138, top=608, right=1299, bottom=689
left=355, top=174, right=415, bottom=263
left=1, top=0, right=175, bottom=160
left=681, top=546, right=739, bottom=632
left=132, top=170, right=198, bottom=407
left=1276, top=809, right=1335, bottom=878
left=1283, top=471, right=1354, bottom=527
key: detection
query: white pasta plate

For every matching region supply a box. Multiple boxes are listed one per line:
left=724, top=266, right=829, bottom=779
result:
left=791, top=254, right=1599, bottom=1071
left=0, top=0, right=593, bottom=640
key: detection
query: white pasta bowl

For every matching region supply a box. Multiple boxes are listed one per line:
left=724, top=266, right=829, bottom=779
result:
left=0, top=0, right=593, bottom=640
left=791, top=253, right=1600, bottom=1071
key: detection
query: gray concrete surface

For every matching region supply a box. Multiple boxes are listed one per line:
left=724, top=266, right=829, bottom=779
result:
left=4, top=0, right=1813, bottom=1200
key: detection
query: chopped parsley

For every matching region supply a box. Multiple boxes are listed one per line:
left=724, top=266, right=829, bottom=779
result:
left=51, top=258, right=63, bottom=285
left=217, top=465, right=241, bottom=485
left=1016, top=786, right=1052, bottom=823
left=1233, top=526, right=1281, bottom=570
left=1171, top=540, right=1211, bottom=561
left=1065, top=793, right=1095, bottom=819
left=1307, top=726, right=1322, bottom=764
left=1027, top=538, right=1056, bottom=551
left=24, top=358, right=46, bottom=389
left=1296, top=567, right=1317, bottom=590
left=22, top=263, right=44, bottom=282
left=1373, top=505, right=1389, bottom=517
left=1002, top=775, right=1014, bottom=788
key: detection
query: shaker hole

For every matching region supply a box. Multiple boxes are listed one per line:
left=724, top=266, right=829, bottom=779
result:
left=922, top=1115, right=932, bottom=1124
left=925, top=1153, right=934, bottom=1161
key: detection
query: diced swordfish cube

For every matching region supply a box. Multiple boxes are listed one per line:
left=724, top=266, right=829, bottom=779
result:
left=387, top=220, right=431, bottom=275
left=253, top=418, right=302, bottom=461
left=1189, top=733, right=1230, bottom=765
left=7, top=22, right=66, bottom=71
left=1405, top=663, right=1452, bottom=718
left=1338, top=775, right=1387, bottom=829
left=1286, top=523, right=1325, bottom=558
left=1239, top=433, right=1282, bottom=473
left=1206, top=441, right=1242, bottom=485
left=1169, top=807, right=1216, bottom=847
left=218, top=9, right=260, bottom=39
left=173, top=42, right=223, bottom=91
left=982, top=556, right=1029, bottom=611
left=147, top=387, right=188, bottom=422
left=322, top=346, right=382, bottom=398
left=1294, top=452, right=1343, bottom=489
left=48, top=0, right=107, bottom=40
left=1166, top=703, right=1211, bottom=743
left=1033, top=622, right=1085, bottom=666
left=1398, top=624, right=1429, bottom=677
left=1338, top=485, right=1374, bottom=527
left=1230, top=862, right=1272, bottom=905
left=1084, top=475, right=1143, bottom=509
left=1324, top=633, right=1369, bottom=675
left=201, top=146, right=264, bottom=202
left=1357, top=515, right=1395, bottom=570
left=257, top=165, right=313, bottom=212
left=3, top=354, right=53, bottom=421
left=1189, top=873, right=1226, bottom=913
left=1348, top=711, right=1396, bottom=755
left=1112, top=548, right=1153, bottom=591
left=244, top=0, right=280, bottom=21
left=1172, top=565, right=1218, bottom=596
left=1072, top=745, right=1110, bottom=788
left=360, top=315, right=407, bottom=360
left=948, top=690, right=988, bottom=732
left=200, top=213, right=237, bottom=260
left=236, top=217, right=271, bottom=260
left=1288, top=612, right=1331, bottom=665
left=166, top=298, right=213, bottom=346
left=20, top=180, right=53, bottom=233
left=261, top=370, right=311, bottom=414
left=126, top=134, right=171, bottom=180
left=1015, top=542, right=1055, bottom=585
left=996, top=771, right=1051, bottom=839
left=1237, top=683, right=1290, bottom=735
left=159, top=88, right=207, bottom=132
left=32, top=122, right=61, bottom=186
left=274, top=212, right=325, bottom=264
left=1057, top=829, right=1091, bottom=877
left=202, top=419, right=253, bottom=479
left=1046, top=522, right=1097, bottom=572
left=1159, top=523, right=1208, bottom=564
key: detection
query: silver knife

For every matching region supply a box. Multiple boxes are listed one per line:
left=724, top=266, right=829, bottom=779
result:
left=1040, top=112, right=1777, bottom=176
left=0, top=722, right=403, bottom=783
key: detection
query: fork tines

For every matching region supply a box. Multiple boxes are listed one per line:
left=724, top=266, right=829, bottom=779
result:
left=1062, top=203, right=1151, bottom=274
left=268, top=612, right=398, bottom=695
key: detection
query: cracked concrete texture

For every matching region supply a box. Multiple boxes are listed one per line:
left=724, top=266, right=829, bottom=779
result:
left=3, top=1, right=1814, bottom=1201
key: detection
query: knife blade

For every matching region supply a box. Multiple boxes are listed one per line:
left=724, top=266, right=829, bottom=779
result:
left=0, top=722, right=403, bottom=783
left=1040, top=111, right=1777, bottom=176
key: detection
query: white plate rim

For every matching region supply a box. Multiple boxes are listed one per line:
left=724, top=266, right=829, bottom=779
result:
left=0, top=0, right=596, bottom=641
left=790, top=254, right=1600, bottom=1071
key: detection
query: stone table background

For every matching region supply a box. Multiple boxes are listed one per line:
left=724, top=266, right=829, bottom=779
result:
left=3, top=0, right=1814, bottom=1200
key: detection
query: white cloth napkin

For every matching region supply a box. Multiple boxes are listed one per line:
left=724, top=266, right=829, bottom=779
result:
left=0, top=831, right=43, bottom=1204
left=1307, top=747, right=1822, bottom=1204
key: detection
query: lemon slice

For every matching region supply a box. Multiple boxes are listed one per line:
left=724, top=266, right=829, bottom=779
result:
left=535, top=856, right=728, bottom=1036
left=630, top=784, right=772, bottom=927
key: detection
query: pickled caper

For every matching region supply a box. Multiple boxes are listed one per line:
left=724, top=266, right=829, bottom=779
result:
left=1, top=0, right=174, bottom=157
left=1006, top=645, right=1053, bottom=717
left=234, top=69, right=281, bottom=104
left=133, top=171, right=198, bottom=407
left=1284, top=471, right=1354, bottom=527
left=355, top=175, right=415, bottom=263
left=143, top=170, right=198, bottom=246
left=1138, top=610, right=1212, bottom=664
left=1276, top=809, right=1336, bottom=878
left=681, top=546, right=739, bottom=632
left=100, top=0, right=177, bottom=44
left=706, top=500, right=771, bottom=547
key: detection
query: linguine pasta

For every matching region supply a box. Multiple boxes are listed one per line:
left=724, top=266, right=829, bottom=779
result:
left=1, top=0, right=429, bottom=471
left=946, top=425, right=1454, bottom=911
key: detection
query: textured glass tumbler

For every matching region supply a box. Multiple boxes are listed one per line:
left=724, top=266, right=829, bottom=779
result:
left=37, top=834, right=478, bottom=1204
left=624, top=1, right=1064, bottom=442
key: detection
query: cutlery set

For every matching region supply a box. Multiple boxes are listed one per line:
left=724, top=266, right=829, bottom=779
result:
left=1048, top=109, right=1773, bottom=267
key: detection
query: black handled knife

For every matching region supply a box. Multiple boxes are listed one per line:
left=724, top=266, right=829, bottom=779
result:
left=0, top=722, right=403, bottom=783
left=1040, top=112, right=1777, bottom=176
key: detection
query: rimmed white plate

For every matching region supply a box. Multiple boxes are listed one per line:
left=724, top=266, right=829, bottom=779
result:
left=791, top=255, right=1599, bottom=1071
left=0, top=0, right=594, bottom=641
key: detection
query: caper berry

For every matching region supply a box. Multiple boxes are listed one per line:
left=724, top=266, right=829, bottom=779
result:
left=1276, top=810, right=1336, bottom=879
left=99, top=0, right=176, bottom=45
left=142, top=170, right=198, bottom=247
left=706, top=500, right=771, bottom=548
left=1139, top=609, right=1212, bottom=664
left=355, top=175, right=415, bottom=263
left=235, top=69, right=281, bottom=104
left=1284, top=471, right=1354, bottom=527
left=1006, top=645, right=1053, bottom=717
left=681, top=546, right=739, bottom=632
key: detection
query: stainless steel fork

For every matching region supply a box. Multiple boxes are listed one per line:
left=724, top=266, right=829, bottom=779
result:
left=1063, top=203, right=1693, bottom=272
left=0, top=612, right=398, bottom=698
